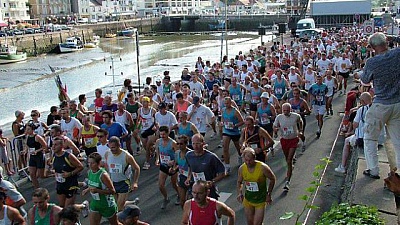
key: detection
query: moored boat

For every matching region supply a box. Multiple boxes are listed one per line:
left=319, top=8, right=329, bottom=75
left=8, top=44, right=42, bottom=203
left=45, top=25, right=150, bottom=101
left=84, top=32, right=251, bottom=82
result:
left=0, top=45, right=27, bottom=64
left=84, top=35, right=100, bottom=48
left=58, top=37, right=83, bottom=53
left=105, top=33, right=116, bottom=38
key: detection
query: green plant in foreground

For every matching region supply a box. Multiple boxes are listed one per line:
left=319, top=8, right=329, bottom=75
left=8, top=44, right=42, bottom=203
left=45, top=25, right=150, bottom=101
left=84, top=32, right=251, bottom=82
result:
left=280, top=157, right=331, bottom=225
left=316, top=203, right=385, bottom=225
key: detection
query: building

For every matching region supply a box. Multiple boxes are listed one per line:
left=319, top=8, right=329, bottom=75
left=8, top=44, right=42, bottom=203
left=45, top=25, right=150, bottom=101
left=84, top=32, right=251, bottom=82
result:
left=1, top=0, right=30, bottom=22
left=28, top=0, right=72, bottom=24
left=310, top=0, right=371, bottom=27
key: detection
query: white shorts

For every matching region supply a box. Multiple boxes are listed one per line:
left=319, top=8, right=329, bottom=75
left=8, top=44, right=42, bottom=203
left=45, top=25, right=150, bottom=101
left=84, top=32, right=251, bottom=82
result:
left=313, top=105, right=326, bottom=115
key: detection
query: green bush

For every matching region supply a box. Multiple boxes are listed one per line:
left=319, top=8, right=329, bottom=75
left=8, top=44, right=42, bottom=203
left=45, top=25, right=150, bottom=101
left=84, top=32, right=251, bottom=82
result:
left=316, top=203, right=385, bottom=225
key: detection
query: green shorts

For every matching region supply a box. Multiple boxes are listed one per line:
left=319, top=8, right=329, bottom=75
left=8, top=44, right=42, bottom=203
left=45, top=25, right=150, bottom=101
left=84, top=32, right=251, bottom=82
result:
left=90, top=200, right=118, bottom=218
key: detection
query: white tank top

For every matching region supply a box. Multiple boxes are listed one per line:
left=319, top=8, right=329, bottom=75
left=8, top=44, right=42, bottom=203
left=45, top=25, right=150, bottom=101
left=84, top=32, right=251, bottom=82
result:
left=324, top=77, right=335, bottom=97
left=304, top=71, right=316, bottom=90
left=288, top=73, right=299, bottom=85
left=0, top=206, right=11, bottom=225
left=139, top=107, right=154, bottom=131
left=114, top=111, right=129, bottom=126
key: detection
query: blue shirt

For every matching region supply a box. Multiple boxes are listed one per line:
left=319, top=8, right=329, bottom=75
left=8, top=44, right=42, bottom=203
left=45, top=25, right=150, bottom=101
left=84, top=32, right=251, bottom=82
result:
left=101, top=122, right=127, bottom=140
left=362, top=48, right=400, bottom=105
left=309, top=83, right=328, bottom=105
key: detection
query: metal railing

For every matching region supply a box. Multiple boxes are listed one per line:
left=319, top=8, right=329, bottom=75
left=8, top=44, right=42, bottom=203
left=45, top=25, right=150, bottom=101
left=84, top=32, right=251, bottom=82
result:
left=9, top=134, right=31, bottom=187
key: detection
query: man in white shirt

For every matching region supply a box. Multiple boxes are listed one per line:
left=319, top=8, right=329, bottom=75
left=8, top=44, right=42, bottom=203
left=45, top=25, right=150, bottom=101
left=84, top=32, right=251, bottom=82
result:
left=189, top=75, right=204, bottom=97
left=316, top=52, right=331, bottom=76
left=335, top=53, right=352, bottom=95
left=60, top=107, right=82, bottom=145
left=155, top=102, right=178, bottom=138
left=187, top=96, right=215, bottom=137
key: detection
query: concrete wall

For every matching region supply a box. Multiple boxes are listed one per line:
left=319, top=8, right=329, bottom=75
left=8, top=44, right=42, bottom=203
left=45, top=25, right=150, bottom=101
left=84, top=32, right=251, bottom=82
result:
left=1, top=30, right=94, bottom=56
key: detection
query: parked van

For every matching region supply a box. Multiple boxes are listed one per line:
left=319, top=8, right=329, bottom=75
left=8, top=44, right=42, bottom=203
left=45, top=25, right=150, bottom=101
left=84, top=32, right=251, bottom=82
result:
left=296, top=18, right=315, bottom=37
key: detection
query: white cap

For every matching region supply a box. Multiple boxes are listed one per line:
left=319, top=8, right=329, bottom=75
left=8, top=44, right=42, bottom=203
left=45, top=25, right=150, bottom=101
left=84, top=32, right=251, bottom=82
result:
left=246, top=57, right=252, bottom=61
left=261, top=92, right=270, bottom=99
left=224, top=62, right=230, bottom=66
left=307, top=64, right=313, bottom=69
left=290, top=66, right=296, bottom=70
left=265, top=84, right=272, bottom=89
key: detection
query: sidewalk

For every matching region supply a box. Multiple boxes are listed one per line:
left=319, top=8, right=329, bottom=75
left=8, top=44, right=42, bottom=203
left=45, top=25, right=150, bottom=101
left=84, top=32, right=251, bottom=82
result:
left=348, top=142, right=399, bottom=224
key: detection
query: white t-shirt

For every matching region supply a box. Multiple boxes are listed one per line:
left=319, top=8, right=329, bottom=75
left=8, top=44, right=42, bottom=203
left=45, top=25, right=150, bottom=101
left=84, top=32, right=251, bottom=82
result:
left=353, top=105, right=369, bottom=139
left=187, top=104, right=214, bottom=133
left=61, top=117, right=82, bottom=140
left=335, top=58, right=352, bottom=73
left=189, top=81, right=204, bottom=97
left=273, top=113, right=301, bottom=139
left=316, top=59, right=331, bottom=75
left=97, top=143, right=109, bottom=162
left=155, top=111, right=178, bottom=129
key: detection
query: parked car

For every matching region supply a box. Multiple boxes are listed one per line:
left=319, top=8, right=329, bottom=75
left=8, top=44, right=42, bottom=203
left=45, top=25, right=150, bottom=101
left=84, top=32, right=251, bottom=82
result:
left=89, top=19, right=98, bottom=24
left=34, top=28, right=43, bottom=33
left=61, top=25, right=72, bottom=30
left=13, top=29, right=24, bottom=35
left=24, top=28, right=35, bottom=34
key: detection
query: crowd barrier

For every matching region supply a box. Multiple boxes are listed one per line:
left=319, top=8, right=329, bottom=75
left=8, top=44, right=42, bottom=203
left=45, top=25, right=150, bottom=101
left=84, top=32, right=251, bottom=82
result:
left=9, top=134, right=31, bottom=187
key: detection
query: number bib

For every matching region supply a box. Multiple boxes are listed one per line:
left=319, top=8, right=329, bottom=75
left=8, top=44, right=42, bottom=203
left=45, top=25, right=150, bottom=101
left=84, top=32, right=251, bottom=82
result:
left=245, top=181, right=259, bottom=192
left=29, top=148, right=36, bottom=154
left=96, top=107, right=102, bottom=113
left=85, top=138, right=94, bottom=146
left=91, top=192, right=100, bottom=200
left=160, top=155, right=171, bottom=165
left=251, top=97, right=260, bottom=103
left=141, top=118, right=149, bottom=127
left=131, top=112, right=137, bottom=120
left=109, top=163, right=122, bottom=174
left=232, top=95, right=240, bottom=101
left=250, top=143, right=258, bottom=149
left=283, top=126, right=294, bottom=136
left=192, top=172, right=206, bottom=182
left=55, top=173, right=65, bottom=183
left=316, top=96, right=323, bottom=102
left=179, top=168, right=189, bottom=177
left=261, top=114, right=270, bottom=125
left=196, top=117, right=202, bottom=125
left=224, top=122, right=234, bottom=129
left=275, top=88, right=283, bottom=95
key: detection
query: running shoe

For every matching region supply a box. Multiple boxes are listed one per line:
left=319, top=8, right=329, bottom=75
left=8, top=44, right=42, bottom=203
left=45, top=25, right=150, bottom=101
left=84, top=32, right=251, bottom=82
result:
left=82, top=200, right=89, bottom=218
left=283, top=181, right=290, bottom=191
left=335, top=164, right=346, bottom=174
left=161, top=198, right=170, bottom=209
left=330, top=109, right=334, bottom=115
left=316, top=131, right=321, bottom=139
left=301, top=144, right=306, bottom=152
left=174, top=195, right=180, bottom=205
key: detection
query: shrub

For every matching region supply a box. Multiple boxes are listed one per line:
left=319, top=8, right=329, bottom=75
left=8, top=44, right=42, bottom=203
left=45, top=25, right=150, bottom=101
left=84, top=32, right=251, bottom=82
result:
left=316, top=203, right=385, bottom=225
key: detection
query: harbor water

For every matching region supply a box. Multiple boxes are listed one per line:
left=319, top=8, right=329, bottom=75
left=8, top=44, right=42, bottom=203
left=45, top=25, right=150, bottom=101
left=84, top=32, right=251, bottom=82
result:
left=0, top=31, right=274, bottom=135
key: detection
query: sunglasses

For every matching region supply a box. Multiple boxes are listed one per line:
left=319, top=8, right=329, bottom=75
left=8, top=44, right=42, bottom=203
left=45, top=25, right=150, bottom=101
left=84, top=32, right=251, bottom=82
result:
left=177, top=143, right=185, bottom=145
left=31, top=114, right=38, bottom=117
left=96, top=135, right=104, bottom=138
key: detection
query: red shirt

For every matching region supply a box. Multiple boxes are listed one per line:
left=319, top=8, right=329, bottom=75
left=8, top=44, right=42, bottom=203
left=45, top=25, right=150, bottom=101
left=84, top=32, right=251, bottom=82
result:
left=345, top=91, right=358, bottom=113
left=189, top=197, right=219, bottom=225
left=94, top=97, right=104, bottom=123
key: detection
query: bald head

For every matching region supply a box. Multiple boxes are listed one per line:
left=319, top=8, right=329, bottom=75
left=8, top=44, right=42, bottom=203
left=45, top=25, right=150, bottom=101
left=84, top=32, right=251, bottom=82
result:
left=360, top=92, right=372, bottom=105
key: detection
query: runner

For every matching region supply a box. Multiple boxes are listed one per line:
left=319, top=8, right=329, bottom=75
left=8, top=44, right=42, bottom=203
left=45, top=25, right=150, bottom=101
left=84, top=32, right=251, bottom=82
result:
left=155, top=102, right=178, bottom=139
left=308, top=75, right=328, bottom=138
left=93, top=88, right=104, bottom=126
left=117, top=204, right=149, bottom=225
left=69, top=100, right=84, bottom=121
left=81, top=115, right=100, bottom=159
left=101, top=110, right=128, bottom=142
left=28, top=188, right=62, bottom=225
left=60, top=107, right=83, bottom=146
left=181, top=180, right=235, bottom=225
left=52, top=137, right=84, bottom=207
left=154, top=126, right=179, bottom=209
left=187, top=96, right=215, bottom=137
left=240, top=116, right=274, bottom=163
left=248, top=80, right=264, bottom=119
left=0, top=191, right=25, bottom=225
left=335, top=52, right=352, bottom=95
left=125, top=92, right=142, bottom=155
left=221, top=97, right=244, bottom=175
left=81, top=152, right=119, bottom=225
left=114, top=102, right=134, bottom=154
left=289, top=87, right=311, bottom=151
left=49, top=125, right=80, bottom=156
left=273, top=103, right=303, bottom=191
left=237, top=148, right=276, bottom=225
left=104, top=137, right=140, bottom=211
left=95, top=128, right=109, bottom=165
left=176, top=112, right=199, bottom=149
left=324, top=69, right=338, bottom=116
left=185, top=134, right=225, bottom=199
left=25, top=122, right=48, bottom=189
left=172, top=135, right=191, bottom=207
left=137, top=97, right=157, bottom=170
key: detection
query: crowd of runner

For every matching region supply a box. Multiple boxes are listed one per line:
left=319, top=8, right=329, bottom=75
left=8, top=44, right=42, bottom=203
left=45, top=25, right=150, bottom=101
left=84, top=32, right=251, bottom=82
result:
left=0, top=25, right=396, bottom=225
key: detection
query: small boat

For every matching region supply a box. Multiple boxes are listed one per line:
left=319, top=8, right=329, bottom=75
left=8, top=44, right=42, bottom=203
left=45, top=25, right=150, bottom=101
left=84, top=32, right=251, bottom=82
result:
left=58, top=37, right=83, bottom=53
left=105, top=33, right=116, bottom=38
left=118, top=27, right=136, bottom=37
left=84, top=35, right=100, bottom=48
left=0, top=44, right=27, bottom=64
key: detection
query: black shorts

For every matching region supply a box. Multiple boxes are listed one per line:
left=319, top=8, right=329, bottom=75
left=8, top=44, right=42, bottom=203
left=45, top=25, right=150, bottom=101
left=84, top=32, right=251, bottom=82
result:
left=113, top=180, right=130, bottom=194
left=29, top=154, right=45, bottom=169
left=56, top=188, right=77, bottom=198
left=141, top=125, right=155, bottom=139
left=83, top=147, right=97, bottom=157
left=178, top=174, right=188, bottom=189
left=339, top=71, right=350, bottom=79
left=249, top=103, right=258, bottom=112
left=160, top=164, right=178, bottom=176
left=260, top=124, right=273, bottom=136
left=222, top=133, right=241, bottom=142
left=256, top=151, right=266, bottom=162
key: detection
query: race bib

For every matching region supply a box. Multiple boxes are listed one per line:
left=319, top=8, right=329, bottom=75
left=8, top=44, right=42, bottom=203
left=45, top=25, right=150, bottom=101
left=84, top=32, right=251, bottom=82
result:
left=131, top=112, right=137, bottom=119
left=106, top=195, right=116, bottom=207
left=245, top=181, right=259, bottom=192
left=96, top=107, right=102, bottom=113
left=261, top=114, right=270, bottom=125
left=250, top=144, right=258, bottom=149
left=192, top=172, right=206, bottom=182
left=29, top=148, right=36, bottom=154
left=232, top=95, right=240, bottom=101
left=251, top=97, right=260, bottom=103
left=91, top=192, right=100, bottom=201
left=275, top=88, right=283, bottom=95
left=283, top=126, right=294, bottom=136
left=141, top=118, right=149, bottom=127
left=293, top=108, right=301, bottom=113
left=109, top=163, right=122, bottom=174
left=316, top=96, right=323, bottom=102
left=160, top=155, right=171, bottom=165
left=224, top=122, right=234, bottom=129
left=55, top=173, right=65, bottom=183
left=196, top=117, right=202, bottom=125
left=85, top=138, right=94, bottom=146
left=179, top=168, right=189, bottom=177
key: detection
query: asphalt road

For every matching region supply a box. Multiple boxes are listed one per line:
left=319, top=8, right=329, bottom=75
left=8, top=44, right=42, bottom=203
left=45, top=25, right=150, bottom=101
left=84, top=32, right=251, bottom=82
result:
left=11, top=88, right=351, bottom=225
